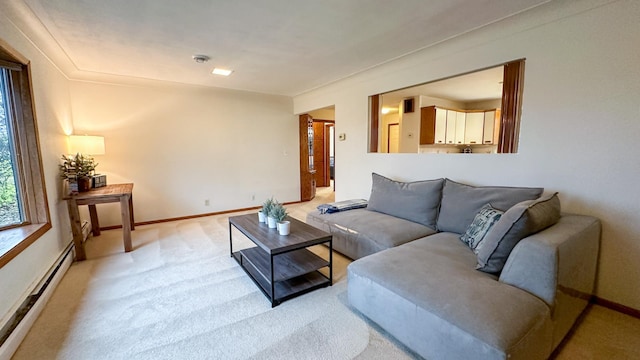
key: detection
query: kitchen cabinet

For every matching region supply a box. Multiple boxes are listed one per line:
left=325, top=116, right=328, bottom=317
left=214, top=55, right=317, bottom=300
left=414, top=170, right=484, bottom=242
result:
left=455, top=111, right=466, bottom=145
left=420, top=106, right=447, bottom=145
left=422, top=106, right=501, bottom=146
left=464, top=112, right=484, bottom=144
left=445, top=110, right=457, bottom=144
left=483, top=109, right=501, bottom=144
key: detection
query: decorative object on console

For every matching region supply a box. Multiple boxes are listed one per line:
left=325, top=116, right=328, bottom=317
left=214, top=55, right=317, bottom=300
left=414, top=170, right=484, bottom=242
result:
left=92, top=174, right=107, bottom=188
left=58, top=153, right=97, bottom=193
left=66, top=134, right=105, bottom=191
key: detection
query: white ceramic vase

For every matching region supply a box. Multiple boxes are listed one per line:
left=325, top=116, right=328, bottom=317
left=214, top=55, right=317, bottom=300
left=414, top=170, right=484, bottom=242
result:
left=277, top=221, right=290, bottom=235
left=258, top=211, right=266, bottom=223
left=267, top=216, right=277, bottom=229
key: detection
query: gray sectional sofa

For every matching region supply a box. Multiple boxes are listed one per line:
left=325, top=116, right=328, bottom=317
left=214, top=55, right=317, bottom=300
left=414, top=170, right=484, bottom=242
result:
left=306, top=174, right=600, bottom=360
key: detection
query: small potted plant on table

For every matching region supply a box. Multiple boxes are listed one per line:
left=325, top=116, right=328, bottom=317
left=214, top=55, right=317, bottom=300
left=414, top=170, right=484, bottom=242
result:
left=259, top=197, right=274, bottom=223
left=271, top=202, right=290, bottom=235
left=59, top=153, right=97, bottom=193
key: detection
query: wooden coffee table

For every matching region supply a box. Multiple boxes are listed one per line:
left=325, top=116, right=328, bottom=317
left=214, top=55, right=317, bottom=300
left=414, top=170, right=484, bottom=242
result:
left=229, top=214, right=332, bottom=307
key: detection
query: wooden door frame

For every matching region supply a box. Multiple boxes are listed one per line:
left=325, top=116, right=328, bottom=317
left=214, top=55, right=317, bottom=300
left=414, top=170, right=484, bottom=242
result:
left=387, top=122, right=399, bottom=153
left=312, top=119, right=334, bottom=188
left=324, top=123, right=335, bottom=186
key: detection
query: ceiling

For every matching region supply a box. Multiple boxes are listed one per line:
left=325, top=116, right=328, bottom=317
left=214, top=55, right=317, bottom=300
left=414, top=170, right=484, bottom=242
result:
left=14, top=0, right=549, bottom=96
left=381, top=65, right=505, bottom=108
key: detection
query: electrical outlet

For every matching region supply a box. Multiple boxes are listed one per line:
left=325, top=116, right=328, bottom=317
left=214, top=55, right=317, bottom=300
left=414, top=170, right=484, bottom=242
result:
left=251, top=194, right=255, bottom=201
left=204, top=199, right=210, bottom=206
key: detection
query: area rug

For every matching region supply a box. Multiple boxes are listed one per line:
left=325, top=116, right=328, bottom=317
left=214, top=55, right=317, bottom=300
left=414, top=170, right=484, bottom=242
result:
left=13, top=212, right=417, bottom=359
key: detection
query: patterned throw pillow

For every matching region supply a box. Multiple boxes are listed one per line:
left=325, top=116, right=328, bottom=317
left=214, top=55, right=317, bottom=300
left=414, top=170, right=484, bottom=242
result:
left=475, top=192, right=561, bottom=274
left=460, top=204, right=504, bottom=253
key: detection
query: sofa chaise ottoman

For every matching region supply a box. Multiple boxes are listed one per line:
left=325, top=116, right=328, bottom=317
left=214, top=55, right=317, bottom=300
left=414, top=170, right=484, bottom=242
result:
left=307, top=174, right=601, bottom=359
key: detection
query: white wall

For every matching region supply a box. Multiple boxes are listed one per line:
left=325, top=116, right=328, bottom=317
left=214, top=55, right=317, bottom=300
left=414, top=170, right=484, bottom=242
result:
left=294, top=0, right=640, bottom=310
left=0, top=16, right=73, bottom=324
left=308, top=108, right=335, bottom=120
left=69, top=81, right=298, bottom=227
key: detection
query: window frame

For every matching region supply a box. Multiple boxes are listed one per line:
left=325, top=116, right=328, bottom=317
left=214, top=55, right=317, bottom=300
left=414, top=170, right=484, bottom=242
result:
left=0, top=40, right=52, bottom=269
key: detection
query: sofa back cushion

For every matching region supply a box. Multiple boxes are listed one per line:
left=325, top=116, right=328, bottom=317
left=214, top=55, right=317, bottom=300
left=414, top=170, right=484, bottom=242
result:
left=367, top=173, right=444, bottom=229
left=476, top=192, right=561, bottom=274
left=437, top=179, right=543, bottom=234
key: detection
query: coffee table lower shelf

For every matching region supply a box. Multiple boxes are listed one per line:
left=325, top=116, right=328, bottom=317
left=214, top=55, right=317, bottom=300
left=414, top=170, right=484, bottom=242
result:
left=232, top=248, right=331, bottom=306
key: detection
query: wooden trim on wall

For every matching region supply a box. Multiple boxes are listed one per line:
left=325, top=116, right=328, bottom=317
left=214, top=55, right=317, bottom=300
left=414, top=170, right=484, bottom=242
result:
left=498, top=59, right=525, bottom=153
left=99, top=201, right=304, bottom=230
left=369, top=94, right=379, bottom=152
left=592, top=296, right=640, bottom=319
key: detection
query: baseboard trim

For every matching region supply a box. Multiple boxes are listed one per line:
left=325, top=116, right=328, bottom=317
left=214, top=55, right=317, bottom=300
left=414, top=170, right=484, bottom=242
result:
left=100, top=200, right=304, bottom=231
left=591, top=296, right=640, bottom=319
left=0, top=242, right=74, bottom=360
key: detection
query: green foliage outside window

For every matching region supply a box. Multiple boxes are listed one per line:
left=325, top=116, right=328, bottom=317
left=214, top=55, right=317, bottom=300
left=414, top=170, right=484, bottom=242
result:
left=0, top=72, right=21, bottom=227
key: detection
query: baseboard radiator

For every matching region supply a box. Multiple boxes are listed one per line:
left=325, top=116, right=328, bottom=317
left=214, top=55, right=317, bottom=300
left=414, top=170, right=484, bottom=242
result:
left=0, top=242, right=74, bottom=360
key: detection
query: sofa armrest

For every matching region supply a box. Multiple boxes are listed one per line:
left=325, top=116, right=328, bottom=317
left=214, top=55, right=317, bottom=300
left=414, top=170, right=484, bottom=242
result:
left=499, top=214, right=601, bottom=309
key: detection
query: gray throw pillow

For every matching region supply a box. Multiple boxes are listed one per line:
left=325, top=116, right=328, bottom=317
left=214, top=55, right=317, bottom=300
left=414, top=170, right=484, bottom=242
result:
left=460, top=204, right=504, bottom=252
left=367, top=173, right=444, bottom=229
left=476, top=192, right=561, bottom=274
left=437, top=179, right=543, bottom=234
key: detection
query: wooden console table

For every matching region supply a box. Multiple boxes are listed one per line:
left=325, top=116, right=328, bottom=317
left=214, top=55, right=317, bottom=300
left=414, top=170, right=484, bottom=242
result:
left=64, top=183, right=134, bottom=261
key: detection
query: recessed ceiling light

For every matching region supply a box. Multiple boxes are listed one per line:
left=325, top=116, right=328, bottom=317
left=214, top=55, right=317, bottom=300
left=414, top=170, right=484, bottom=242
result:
left=212, top=68, right=233, bottom=76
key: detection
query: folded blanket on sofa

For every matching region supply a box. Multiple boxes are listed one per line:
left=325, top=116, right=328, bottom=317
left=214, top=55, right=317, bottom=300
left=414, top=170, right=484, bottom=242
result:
left=318, top=199, right=368, bottom=214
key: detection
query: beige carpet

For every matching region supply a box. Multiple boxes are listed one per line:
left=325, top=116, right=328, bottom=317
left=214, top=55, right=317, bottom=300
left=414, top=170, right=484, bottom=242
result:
left=13, top=185, right=640, bottom=359
left=13, top=187, right=416, bottom=359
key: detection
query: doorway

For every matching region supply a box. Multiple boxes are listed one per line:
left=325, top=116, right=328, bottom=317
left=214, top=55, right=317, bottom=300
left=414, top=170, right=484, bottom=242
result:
left=388, top=123, right=399, bottom=153
left=299, top=106, right=335, bottom=201
left=312, top=119, right=335, bottom=188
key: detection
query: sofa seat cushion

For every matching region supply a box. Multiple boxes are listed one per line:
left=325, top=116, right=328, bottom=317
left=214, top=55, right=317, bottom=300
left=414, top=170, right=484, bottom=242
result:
left=348, top=233, right=553, bottom=359
left=306, top=208, right=436, bottom=260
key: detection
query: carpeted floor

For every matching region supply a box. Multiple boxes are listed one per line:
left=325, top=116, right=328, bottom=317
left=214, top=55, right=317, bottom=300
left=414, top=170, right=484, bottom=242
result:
left=12, top=185, right=640, bottom=359
left=13, top=186, right=417, bottom=359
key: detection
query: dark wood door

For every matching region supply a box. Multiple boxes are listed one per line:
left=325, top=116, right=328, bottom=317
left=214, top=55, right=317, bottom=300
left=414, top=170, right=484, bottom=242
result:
left=313, top=121, right=327, bottom=187
left=299, top=114, right=315, bottom=201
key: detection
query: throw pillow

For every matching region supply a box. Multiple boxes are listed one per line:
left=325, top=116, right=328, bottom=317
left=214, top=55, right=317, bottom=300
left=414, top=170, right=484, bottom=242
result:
left=476, top=192, right=561, bottom=274
left=437, top=179, right=543, bottom=234
left=460, top=204, right=504, bottom=252
left=367, top=173, right=444, bottom=229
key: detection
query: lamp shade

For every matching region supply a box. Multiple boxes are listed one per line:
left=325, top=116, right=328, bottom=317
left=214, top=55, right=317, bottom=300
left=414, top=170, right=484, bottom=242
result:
left=67, top=135, right=105, bottom=155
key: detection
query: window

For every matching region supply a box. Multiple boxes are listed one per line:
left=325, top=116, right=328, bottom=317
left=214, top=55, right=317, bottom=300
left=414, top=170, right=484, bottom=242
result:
left=0, top=41, right=51, bottom=268
left=0, top=69, right=23, bottom=227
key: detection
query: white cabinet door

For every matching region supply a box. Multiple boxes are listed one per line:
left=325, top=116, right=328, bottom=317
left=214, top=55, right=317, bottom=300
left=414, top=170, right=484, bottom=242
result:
left=455, top=111, right=466, bottom=145
left=483, top=110, right=496, bottom=144
left=445, top=110, right=457, bottom=144
left=483, top=110, right=501, bottom=145
left=464, top=112, right=484, bottom=144
left=434, top=108, right=447, bottom=144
